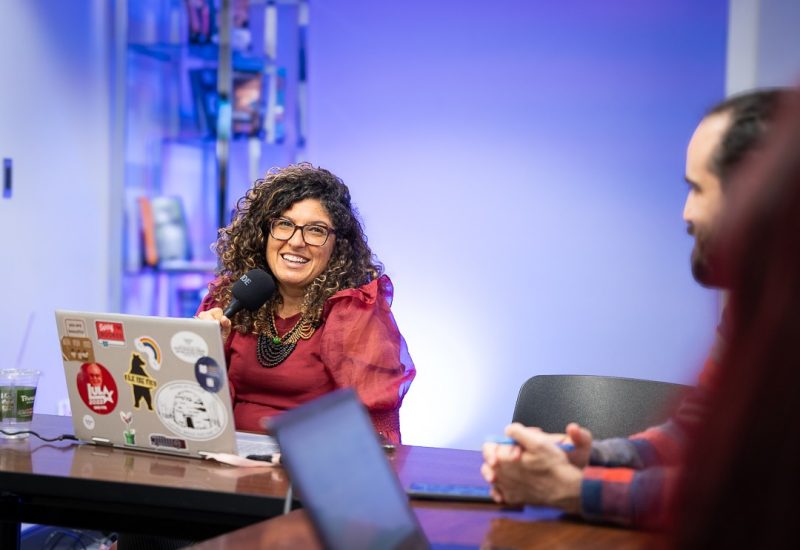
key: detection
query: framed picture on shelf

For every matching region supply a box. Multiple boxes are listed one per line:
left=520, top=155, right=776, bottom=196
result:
left=190, top=68, right=266, bottom=138
left=232, top=71, right=264, bottom=136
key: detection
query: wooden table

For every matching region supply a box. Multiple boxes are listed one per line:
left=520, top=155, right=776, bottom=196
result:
left=0, top=414, right=291, bottom=548
left=1, top=415, right=656, bottom=549
left=191, top=505, right=656, bottom=549
left=192, top=445, right=657, bottom=549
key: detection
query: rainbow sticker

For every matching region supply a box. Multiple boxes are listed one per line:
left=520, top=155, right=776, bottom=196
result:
left=135, top=336, right=162, bottom=371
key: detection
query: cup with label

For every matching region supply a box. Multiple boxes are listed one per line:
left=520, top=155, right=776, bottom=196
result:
left=0, top=369, right=41, bottom=439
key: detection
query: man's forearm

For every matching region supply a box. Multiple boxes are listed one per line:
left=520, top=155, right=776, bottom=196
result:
left=581, top=465, right=676, bottom=528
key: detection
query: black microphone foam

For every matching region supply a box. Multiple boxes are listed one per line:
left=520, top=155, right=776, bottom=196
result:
left=223, top=269, right=276, bottom=318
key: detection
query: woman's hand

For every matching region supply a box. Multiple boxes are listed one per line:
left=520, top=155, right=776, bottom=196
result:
left=196, top=307, right=232, bottom=342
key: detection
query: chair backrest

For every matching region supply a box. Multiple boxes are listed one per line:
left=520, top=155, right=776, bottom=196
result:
left=511, top=375, right=691, bottom=440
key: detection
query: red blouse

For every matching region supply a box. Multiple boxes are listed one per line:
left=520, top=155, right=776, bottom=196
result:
left=197, top=275, right=416, bottom=443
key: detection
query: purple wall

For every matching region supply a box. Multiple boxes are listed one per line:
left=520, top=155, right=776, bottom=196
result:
left=306, top=0, right=727, bottom=448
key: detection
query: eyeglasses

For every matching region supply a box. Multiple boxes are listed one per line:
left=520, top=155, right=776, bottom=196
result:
left=267, top=218, right=335, bottom=246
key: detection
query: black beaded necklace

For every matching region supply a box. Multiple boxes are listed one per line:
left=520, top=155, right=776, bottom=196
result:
left=255, top=309, right=316, bottom=368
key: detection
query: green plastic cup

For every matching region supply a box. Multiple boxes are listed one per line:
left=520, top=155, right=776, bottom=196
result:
left=0, top=369, right=41, bottom=439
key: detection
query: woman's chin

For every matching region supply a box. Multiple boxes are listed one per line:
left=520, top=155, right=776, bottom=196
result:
left=275, top=275, right=311, bottom=293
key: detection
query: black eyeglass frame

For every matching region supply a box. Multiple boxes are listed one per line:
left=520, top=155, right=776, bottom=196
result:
left=266, top=218, right=336, bottom=246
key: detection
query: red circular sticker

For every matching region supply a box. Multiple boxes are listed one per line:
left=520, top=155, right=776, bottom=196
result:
left=77, top=362, right=118, bottom=415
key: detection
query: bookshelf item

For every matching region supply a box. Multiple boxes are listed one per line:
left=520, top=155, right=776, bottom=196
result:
left=185, top=0, right=215, bottom=45
left=137, top=197, right=159, bottom=267
left=138, top=196, right=193, bottom=268
left=151, top=196, right=192, bottom=265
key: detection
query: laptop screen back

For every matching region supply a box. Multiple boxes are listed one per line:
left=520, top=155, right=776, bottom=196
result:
left=54, top=309, right=244, bottom=458
left=271, top=389, right=428, bottom=550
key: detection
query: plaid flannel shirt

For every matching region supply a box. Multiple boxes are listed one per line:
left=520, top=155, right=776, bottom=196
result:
left=580, top=314, right=727, bottom=528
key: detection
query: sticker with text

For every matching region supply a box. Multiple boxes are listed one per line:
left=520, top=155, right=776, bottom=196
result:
left=170, top=331, right=209, bottom=364
left=77, top=362, right=118, bottom=415
left=64, top=318, right=87, bottom=337
left=135, top=336, right=163, bottom=372
left=61, top=336, right=95, bottom=363
left=194, top=356, right=224, bottom=393
left=123, top=352, right=158, bottom=411
left=155, top=381, right=227, bottom=441
left=95, top=320, right=125, bottom=347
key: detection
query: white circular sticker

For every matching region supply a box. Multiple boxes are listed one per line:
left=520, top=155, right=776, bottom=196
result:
left=170, top=331, right=209, bottom=364
left=83, top=414, right=95, bottom=430
left=154, top=381, right=227, bottom=441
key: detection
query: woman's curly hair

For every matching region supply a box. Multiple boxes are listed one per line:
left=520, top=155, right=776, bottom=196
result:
left=209, top=163, right=383, bottom=334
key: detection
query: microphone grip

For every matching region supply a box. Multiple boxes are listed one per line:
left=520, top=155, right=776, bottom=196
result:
left=223, top=298, right=241, bottom=319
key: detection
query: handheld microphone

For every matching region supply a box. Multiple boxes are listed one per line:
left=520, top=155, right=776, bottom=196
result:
left=223, top=268, right=276, bottom=318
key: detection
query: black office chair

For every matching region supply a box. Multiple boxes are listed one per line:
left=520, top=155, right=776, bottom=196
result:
left=511, top=374, right=691, bottom=440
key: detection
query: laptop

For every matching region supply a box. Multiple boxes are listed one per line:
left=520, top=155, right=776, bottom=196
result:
left=270, top=388, right=478, bottom=550
left=55, top=309, right=278, bottom=459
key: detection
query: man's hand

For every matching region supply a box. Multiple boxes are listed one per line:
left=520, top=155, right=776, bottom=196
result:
left=564, top=422, right=593, bottom=468
left=507, top=423, right=592, bottom=468
left=196, top=307, right=232, bottom=342
left=481, top=422, right=590, bottom=513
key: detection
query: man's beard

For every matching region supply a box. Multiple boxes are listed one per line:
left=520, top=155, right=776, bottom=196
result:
left=690, top=227, right=724, bottom=288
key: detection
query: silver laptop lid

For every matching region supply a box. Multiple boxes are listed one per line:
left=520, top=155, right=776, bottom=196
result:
left=55, top=309, right=239, bottom=458
left=270, top=389, right=430, bottom=550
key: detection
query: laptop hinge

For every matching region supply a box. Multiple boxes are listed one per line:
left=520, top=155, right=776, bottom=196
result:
left=91, top=437, right=113, bottom=446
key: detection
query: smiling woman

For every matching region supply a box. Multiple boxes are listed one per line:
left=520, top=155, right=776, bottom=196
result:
left=196, top=163, right=416, bottom=443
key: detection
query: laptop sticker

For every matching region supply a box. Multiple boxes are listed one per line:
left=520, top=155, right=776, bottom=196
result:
left=124, top=352, right=158, bottom=410
left=64, top=318, right=87, bottom=337
left=194, top=356, right=224, bottom=393
left=150, top=433, right=189, bottom=451
left=135, top=336, right=163, bottom=371
left=170, top=331, right=209, bottom=364
left=95, top=320, right=126, bottom=347
left=83, top=414, right=95, bottom=430
left=120, top=411, right=135, bottom=445
left=77, top=362, right=118, bottom=415
left=155, top=382, right=227, bottom=440
left=61, top=336, right=95, bottom=363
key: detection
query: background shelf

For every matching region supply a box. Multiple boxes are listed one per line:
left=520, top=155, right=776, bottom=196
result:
left=122, top=0, right=307, bottom=317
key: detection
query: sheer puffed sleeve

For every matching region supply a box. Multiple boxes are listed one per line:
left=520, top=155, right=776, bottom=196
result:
left=320, top=275, right=416, bottom=444
left=196, top=283, right=221, bottom=314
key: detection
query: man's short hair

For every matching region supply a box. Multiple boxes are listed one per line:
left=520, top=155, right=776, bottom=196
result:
left=707, top=89, right=789, bottom=186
